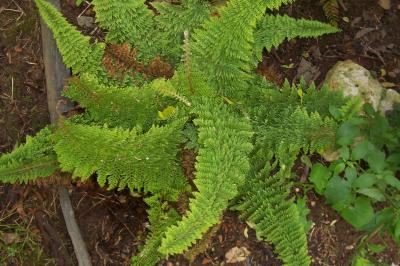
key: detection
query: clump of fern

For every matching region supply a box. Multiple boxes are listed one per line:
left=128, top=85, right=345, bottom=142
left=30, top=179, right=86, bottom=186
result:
left=0, top=0, right=343, bottom=265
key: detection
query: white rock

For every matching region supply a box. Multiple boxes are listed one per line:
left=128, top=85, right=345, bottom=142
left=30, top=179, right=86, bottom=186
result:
left=322, top=61, right=400, bottom=162
left=77, top=16, right=95, bottom=28
left=325, top=60, right=383, bottom=110
left=380, top=89, right=400, bottom=114
left=325, top=60, right=400, bottom=115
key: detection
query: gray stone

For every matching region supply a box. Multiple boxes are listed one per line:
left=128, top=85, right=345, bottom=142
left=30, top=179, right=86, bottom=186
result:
left=325, top=60, right=383, bottom=110
left=325, top=60, right=400, bottom=115
left=322, top=61, right=400, bottom=162
left=77, top=16, right=95, bottom=28
left=380, top=89, right=400, bottom=114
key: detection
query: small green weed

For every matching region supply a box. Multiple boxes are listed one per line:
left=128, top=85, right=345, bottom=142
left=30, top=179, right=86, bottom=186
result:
left=0, top=209, right=55, bottom=266
left=309, top=101, right=400, bottom=263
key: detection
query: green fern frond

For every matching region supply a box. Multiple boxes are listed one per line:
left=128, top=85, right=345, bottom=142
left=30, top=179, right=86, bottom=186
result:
left=300, top=82, right=347, bottom=118
left=151, top=78, right=193, bottom=107
left=131, top=195, right=180, bottom=266
left=53, top=120, right=188, bottom=199
left=92, top=0, right=159, bottom=62
left=255, top=107, right=337, bottom=158
left=237, top=81, right=347, bottom=266
left=64, top=74, right=158, bottom=130
left=154, top=0, right=210, bottom=64
left=338, top=97, right=363, bottom=120
left=248, top=85, right=340, bottom=172
left=253, top=15, right=339, bottom=62
left=237, top=171, right=311, bottom=266
left=159, top=98, right=253, bottom=255
left=191, top=0, right=267, bottom=99
left=0, top=128, right=58, bottom=184
left=75, top=0, right=84, bottom=6
left=34, top=0, right=105, bottom=75
left=247, top=81, right=346, bottom=124
left=263, top=0, right=295, bottom=10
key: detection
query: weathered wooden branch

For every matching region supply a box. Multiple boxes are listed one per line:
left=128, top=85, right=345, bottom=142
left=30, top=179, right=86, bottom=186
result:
left=39, top=0, right=92, bottom=265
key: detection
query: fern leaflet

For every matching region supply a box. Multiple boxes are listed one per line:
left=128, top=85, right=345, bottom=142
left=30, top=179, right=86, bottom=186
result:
left=34, top=0, right=105, bottom=75
left=159, top=98, right=253, bottom=255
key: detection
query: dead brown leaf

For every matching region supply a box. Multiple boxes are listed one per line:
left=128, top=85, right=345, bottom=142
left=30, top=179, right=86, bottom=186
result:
left=378, top=0, right=391, bottom=10
left=2, top=232, right=19, bottom=244
left=225, top=246, right=251, bottom=263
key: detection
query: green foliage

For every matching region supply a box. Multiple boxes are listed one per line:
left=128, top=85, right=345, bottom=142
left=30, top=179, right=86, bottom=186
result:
left=64, top=74, right=158, bottom=130
left=182, top=123, right=199, bottom=150
left=34, top=0, right=105, bottom=75
left=309, top=104, right=400, bottom=243
left=191, top=0, right=266, bottom=99
left=255, top=106, right=337, bottom=161
left=131, top=196, right=180, bottom=266
left=237, top=82, right=348, bottom=266
left=237, top=170, right=311, bottom=266
left=263, top=0, right=295, bottom=9
left=248, top=83, right=343, bottom=167
left=0, top=209, right=56, bottom=265
left=154, top=0, right=211, bottom=64
left=253, top=15, right=339, bottom=62
left=0, top=1, right=343, bottom=264
left=92, top=0, right=159, bottom=62
left=296, top=196, right=313, bottom=233
left=74, top=0, right=84, bottom=6
left=0, top=128, right=58, bottom=184
left=159, top=98, right=253, bottom=255
left=53, top=120, right=188, bottom=199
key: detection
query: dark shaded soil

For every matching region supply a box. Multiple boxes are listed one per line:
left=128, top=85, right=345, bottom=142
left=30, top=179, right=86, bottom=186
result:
left=0, top=0, right=399, bottom=265
left=260, top=0, right=400, bottom=91
left=0, top=0, right=49, bottom=153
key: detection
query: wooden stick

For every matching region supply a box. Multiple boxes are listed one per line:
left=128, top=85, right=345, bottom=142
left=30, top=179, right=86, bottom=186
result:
left=40, top=0, right=72, bottom=123
left=58, top=187, right=92, bottom=266
left=39, top=0, right=92, bottom=265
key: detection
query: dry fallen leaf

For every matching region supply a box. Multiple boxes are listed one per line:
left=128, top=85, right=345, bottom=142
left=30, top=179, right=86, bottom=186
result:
left=202, top=258, right=212, bottom=265
left=14, top=202, right=26, bottom=219
left=243, top=227, right=249, bottom=238
left=382, top=82, right=397, bottom=88
left=225, top=246, right=251, bottom=263
left=2, top=233, right=19, bottom=244
left=378, top=0, right=391, bottom=10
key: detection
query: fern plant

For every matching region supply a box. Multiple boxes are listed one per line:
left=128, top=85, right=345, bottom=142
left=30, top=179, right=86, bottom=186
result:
left=0, top=0, right=342, bottom=265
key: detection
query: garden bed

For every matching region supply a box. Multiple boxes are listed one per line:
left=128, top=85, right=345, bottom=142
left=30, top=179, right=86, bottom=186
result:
left=0, top=0, right=399, bottom=265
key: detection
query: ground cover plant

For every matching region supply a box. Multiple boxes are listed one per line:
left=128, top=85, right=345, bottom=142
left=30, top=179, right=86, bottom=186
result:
left=309, top=101, right=400, bottom=265
left=0, top=0, right=399, bottom=265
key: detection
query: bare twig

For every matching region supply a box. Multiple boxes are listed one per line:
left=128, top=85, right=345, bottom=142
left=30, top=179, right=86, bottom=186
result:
left=10, top=76, right=14, bottom=102
left=39, top=0, right=91, bottom=265
left=58, top=187, right=92, bottom=266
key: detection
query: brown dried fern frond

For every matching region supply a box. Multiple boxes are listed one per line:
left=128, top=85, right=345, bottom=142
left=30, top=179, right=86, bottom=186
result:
left=102, top=43, right=144, bottom=80
left=33, top=173, right=71, bottom=187
left=320, top=0, right=339, bottom=26
left=102, top=43, right=173, bottom=80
